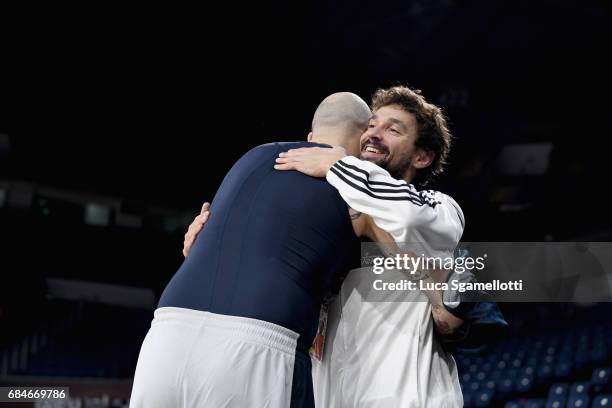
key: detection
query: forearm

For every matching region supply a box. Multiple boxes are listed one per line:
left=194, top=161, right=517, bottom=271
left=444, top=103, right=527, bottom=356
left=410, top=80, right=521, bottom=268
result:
left=363, top=215, right=465, bottom=335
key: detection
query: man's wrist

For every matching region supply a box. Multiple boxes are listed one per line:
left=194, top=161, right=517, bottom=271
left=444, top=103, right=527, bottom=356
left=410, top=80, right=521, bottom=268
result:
left=432, top=304, right=465, bottom=335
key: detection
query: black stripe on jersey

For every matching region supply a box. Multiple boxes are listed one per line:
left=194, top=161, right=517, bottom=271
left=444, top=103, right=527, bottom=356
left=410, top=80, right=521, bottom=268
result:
left=334, top=160, right=424, bottom=198
left=332, top=161, right=439, bottom=208
left=336, top=160, right=416, bottom=191
left=335, top=160, right=442, bottom=207
left=329, top=166, right=430, bottom=206
left=335, top=160, right=440, bottom=207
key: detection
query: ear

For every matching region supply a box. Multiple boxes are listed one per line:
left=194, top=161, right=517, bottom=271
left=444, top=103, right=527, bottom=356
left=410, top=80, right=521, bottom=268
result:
left=307, top=132, right=313, bottom=142
left=412, top=148, right=435, bottom=169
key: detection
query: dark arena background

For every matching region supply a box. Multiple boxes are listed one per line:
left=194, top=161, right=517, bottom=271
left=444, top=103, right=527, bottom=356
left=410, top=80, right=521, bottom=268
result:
left=2, top=1, right=612, bottom=407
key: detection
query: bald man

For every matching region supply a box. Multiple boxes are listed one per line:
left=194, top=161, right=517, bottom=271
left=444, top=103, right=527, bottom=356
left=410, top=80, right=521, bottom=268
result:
left=130, top=93, right=374, bottom=408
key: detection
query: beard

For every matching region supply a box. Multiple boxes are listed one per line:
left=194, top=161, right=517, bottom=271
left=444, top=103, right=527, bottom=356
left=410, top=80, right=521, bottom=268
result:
left=386, top=154, right=412, bottom=180
left=360, top=141, right=413, bottom=180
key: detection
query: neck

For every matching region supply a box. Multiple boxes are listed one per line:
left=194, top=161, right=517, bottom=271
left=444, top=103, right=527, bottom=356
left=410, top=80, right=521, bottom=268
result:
left=309, top=134, right=346, bottom=149
left=401, top=167, right=416, bottom=184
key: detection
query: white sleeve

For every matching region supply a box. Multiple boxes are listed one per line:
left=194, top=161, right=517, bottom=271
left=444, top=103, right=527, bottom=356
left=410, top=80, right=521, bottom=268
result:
left=326, top=156, right=465, bottom=245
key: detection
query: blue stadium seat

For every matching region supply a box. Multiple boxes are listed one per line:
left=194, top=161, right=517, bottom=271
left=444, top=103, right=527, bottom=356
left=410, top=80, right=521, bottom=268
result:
left=470, top=380, right=482, bottom=391
left=544, top=396, right=565, bottom=408
left=566, top=394, right=589, bottom=408
left=498, top=360, right=510, bottom=370
left=544, top=355, right=556, bottom=365
left=591, top=394, right=612, bottom=407
left=592, top=368, right=611, bottom=386
left=483, top=380, right=496, bottom=392
left=474, top=389, right=494, bottom=407
left=516, top=373, right=535, bottom=393
left=523, top=366, right=535, bottom=376
left=569, top=382, right=591, bottom=398
left=512, top=358, right=524, bottom=369
left=538, top=364, right=554, bottom=383
left=498, top=378, right=515, bottom=394
left=549, top=383, right=569, bottom=400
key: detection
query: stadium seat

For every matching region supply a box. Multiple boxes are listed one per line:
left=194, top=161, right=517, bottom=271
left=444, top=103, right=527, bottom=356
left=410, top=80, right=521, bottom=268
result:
left=569, top=382, right=591, bottom=398
left=498, top=378, right=515, bottom=394
left=474, top=389, right=494, bottom=407
left=566, top=394, right=589, bottom=408
left=538, top=364, right=554, bottom=383
left=591, top=394, right=612, bottom=407
left=544, top=396, right=565, bottom=408
left=516, top=373, right=535, bottom=393
left=549, top=383, right=569, bottom=400
left=592, top=368, right=611, bottom=386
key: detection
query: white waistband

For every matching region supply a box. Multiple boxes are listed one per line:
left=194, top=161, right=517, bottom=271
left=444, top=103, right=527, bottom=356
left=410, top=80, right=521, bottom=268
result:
left=153, top=307, right=299, bottom=355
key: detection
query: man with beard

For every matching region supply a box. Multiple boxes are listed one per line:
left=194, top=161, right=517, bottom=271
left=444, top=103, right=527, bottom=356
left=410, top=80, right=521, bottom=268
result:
left=274, top=86, right=466, bottom=407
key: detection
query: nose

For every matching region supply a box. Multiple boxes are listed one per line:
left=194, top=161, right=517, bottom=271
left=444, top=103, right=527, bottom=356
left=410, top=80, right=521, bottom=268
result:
left=364, top=124, right=383, bottom=142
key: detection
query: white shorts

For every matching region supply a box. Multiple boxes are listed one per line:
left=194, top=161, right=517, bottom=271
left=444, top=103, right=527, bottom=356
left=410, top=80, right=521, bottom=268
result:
left=130, top=307, right=299, bottom=408
left=312, top=268, right=463, bottom=408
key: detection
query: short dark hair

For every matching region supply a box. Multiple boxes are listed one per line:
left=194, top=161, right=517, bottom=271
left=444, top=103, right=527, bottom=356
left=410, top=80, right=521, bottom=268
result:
left=372, top=86, right=452, bottom=185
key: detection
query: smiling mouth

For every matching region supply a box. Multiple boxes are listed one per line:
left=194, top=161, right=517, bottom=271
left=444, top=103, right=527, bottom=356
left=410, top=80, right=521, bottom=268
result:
left=362, top=144, right=388, bottom=155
